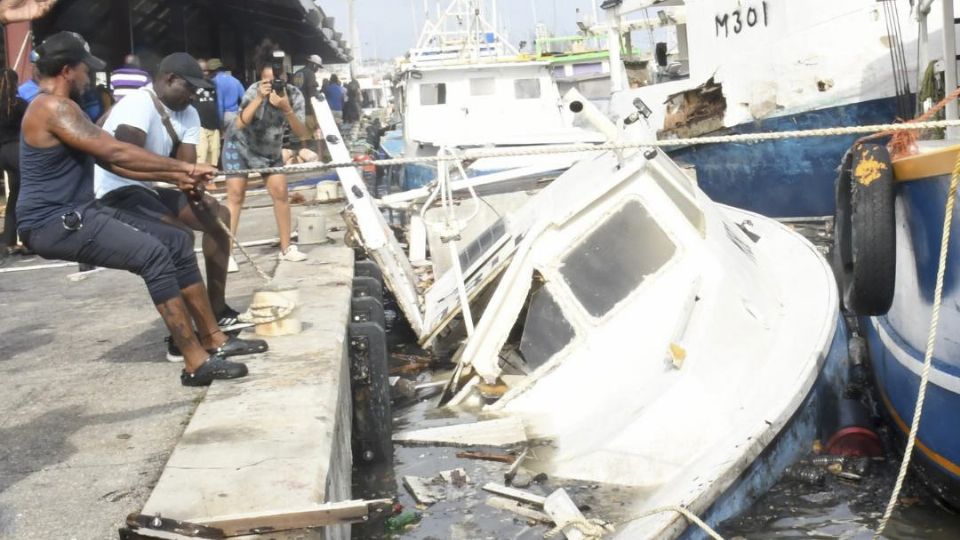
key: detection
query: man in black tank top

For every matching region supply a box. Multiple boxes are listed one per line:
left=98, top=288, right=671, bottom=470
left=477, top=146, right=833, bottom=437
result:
left=17, top=31, right=264, bottom=386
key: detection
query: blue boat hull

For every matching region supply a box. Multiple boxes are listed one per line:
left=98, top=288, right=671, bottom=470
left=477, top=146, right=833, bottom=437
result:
left=679, top=316, right=850, bottom=539
left=669, top=97, right=902, bottom=218
left=862, top=171, right=960, bottom=508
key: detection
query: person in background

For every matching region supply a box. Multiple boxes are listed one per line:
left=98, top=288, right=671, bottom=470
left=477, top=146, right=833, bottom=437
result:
left=208, top=58, right=244, bottom=131
left=322, top=73, right=344, bottom=127
left=343, top=77, right=361, bottom=126
left=195, top=60, right=220, bottom=167
left=109, top=54, right=150, bottom=101
left=17, top=63, right=40, bottom=103
left=223, top=48, right=312, bottom=263
left=78, top=83, right=103, bottom=121
left=293, top=54, right=321, bottom=128
left=0, top=68, right=27, bottom=256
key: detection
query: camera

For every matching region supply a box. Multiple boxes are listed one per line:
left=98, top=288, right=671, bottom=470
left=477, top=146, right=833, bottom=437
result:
left=271, top=50, right=286, bottom=96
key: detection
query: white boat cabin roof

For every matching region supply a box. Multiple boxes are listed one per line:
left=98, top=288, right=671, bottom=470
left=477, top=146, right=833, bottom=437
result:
left=402, top=61, right=600, bottom=147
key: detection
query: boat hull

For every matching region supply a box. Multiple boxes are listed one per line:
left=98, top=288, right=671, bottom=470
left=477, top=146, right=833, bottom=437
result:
left=861, top=166, right=960, bottom=508
left=669, top=96, right=902, bottom=218
left=678, top=315, right=850, bottom=539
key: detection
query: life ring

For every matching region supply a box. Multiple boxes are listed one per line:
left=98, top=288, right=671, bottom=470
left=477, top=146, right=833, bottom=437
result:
left=833, top=143, right=896, bottom=315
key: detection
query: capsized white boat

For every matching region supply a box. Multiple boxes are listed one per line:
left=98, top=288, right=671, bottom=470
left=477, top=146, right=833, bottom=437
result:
left=320, top=92, right=850, bottom=537
left=441, top=140, right=849, bottom=538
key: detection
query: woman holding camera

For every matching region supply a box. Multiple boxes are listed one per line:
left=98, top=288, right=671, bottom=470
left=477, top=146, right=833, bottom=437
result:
left=223, top=52, right=312, bottom=263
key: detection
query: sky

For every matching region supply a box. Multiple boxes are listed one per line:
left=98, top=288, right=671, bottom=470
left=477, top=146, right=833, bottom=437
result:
left=320, top=0, right=603, bottom=61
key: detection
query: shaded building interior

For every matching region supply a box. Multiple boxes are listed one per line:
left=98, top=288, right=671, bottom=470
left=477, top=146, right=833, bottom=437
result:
left=4, top=0, right=350, bottom=85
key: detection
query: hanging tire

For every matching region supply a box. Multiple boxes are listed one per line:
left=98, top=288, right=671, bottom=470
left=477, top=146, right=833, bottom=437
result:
left=833, top=143, right=896, bottom=315
left=348, top=319, right=393, bottom=464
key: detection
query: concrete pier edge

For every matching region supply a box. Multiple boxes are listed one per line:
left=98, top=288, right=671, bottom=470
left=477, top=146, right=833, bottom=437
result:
left=140, top=244, right=355, bottom=540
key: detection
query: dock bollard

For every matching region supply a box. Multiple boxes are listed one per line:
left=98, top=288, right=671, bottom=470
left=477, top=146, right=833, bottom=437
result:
left=298, top=210, right=328, bottom=245
left=253, top=282, right=302, bottom=337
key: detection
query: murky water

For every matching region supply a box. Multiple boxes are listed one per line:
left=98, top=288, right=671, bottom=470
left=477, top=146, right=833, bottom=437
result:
left=352, top=349, right=960, bottom=540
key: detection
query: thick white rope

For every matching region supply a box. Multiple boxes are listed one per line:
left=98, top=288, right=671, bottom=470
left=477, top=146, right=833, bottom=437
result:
left=544, top=517, right=613, bottom=539
left=873, top=150, right=960, bottom=538
left=624, top=506, right=725, bottom=540
left=217, top=119, right=960, bottom=178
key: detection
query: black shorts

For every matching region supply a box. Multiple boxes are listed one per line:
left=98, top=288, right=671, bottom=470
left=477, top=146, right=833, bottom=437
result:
left=100, top=186, right=190, bottom=231
left=20, top=201, right=202, bottom=304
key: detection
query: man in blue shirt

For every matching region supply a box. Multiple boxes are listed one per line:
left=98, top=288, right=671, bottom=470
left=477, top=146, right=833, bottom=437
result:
left=207, top=58, right=244, bottom=130
left=322, top=74, right=344, bottom=126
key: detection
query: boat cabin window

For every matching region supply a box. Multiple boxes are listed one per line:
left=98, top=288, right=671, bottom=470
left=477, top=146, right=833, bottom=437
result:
left=514, top=78, right=541, bottom=99
left=519, top=284, right=576, bottom=370
left=560, top=200, right=676, bottom=318
left=420, top=83, right=446, bottom=105
left=470, top=77, right=496, bottom=96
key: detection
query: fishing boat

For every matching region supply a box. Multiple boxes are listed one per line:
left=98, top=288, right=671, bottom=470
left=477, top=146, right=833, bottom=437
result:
left=602, top=0, right=919, bottom=218
left=381, top=0, right=604, bottom=191
left=836, top=1, right=960, bottom=508
left=323, top=87, right=852, bottom=537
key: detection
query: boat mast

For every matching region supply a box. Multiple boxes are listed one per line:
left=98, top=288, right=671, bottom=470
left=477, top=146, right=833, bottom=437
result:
left=410, top=0, right=518, bottom=63
left=347, top=0, right=361, bottom=74
left=942, top=0, right=960, bottom=136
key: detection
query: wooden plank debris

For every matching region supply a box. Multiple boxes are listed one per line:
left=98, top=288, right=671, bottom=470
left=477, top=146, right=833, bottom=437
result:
left=415, top=380, right=448, bottom=399
left=505, top=448, right=529, bottom=483
left=485, top=496, right=553, bottom=524
left=481, top=483, right=546, bottom=507
left=456, top=450, right=516, bottom=464
left=402, top=468, right=471, bottom=505
left=543, top=489, right=587, bottom=540
left=393, top=417, right=526, bottom=447
left=402, top=476, right=444, bottom=506
left=198, top=499, right=394, bottom=537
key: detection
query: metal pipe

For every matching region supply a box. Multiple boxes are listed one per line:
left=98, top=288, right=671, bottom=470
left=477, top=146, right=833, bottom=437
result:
left=607, top=7, right=625, bottom=92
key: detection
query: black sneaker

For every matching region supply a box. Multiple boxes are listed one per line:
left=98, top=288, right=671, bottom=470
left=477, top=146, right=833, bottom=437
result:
left=217, top=306, right=254, bottom=334
left=180, top=355, right=249, bottom=387
left=209, top=335, right=269, bottom=358
left=165, top=336, right=184, bottom=363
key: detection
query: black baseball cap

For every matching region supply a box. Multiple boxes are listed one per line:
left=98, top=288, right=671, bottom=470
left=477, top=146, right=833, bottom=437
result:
left=36, top=31, right=106, bottom=70
left=157, top=53, right=214, bottom=90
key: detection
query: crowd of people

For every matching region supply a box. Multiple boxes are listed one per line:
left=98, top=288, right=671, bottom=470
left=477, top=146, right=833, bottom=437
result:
left=0, top=25, right=372, bottom=386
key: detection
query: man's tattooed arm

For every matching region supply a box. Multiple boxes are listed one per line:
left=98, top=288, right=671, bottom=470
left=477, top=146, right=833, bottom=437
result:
left=44, top=96, right=198, bottom=180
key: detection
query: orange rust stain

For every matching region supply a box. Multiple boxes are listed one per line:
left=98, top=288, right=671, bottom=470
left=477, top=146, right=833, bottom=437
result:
left=854, top=149, right=888, bottom=187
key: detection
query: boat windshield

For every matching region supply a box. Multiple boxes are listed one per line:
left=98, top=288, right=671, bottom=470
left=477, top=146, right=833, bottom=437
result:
left=560, top=200, right=676, bottom=318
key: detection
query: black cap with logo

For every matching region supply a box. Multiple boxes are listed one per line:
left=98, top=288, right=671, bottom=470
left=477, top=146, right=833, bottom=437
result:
left=158, top=53, right=214, bottom=90
left=35, top=31, right=106, bottom=70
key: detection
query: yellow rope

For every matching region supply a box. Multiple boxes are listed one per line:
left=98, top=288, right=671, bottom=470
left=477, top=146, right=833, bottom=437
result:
left=873, top=149, right=960, bottom=538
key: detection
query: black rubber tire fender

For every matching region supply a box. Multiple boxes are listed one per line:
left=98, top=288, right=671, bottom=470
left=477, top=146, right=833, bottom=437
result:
left=833, top=143, right=896, bottom=315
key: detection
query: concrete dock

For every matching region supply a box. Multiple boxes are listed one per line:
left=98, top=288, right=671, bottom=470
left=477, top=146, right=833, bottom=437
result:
left=0, top=190, right=357, bottom=539
left=140, top=245, right=355, bottom=539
